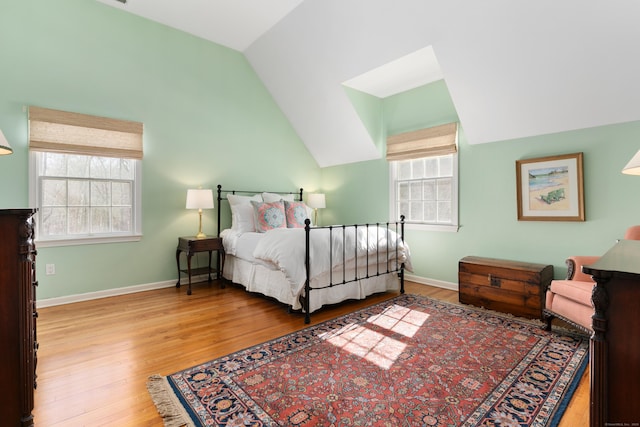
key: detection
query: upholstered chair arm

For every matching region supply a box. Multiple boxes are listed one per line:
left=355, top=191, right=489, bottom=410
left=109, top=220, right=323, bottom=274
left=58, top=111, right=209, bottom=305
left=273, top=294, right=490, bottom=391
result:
left=624, top=225, right=640, bottom=240
left=566, top=256, right=600, bottom=281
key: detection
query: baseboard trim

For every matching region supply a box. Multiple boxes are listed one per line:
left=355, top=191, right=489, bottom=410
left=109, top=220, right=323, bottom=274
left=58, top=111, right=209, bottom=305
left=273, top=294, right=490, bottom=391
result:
left=405, top=274, right=459, bottom=292
left=37, top=274, right=457, bottom=308
left=36, top=274, right=210, bottom=308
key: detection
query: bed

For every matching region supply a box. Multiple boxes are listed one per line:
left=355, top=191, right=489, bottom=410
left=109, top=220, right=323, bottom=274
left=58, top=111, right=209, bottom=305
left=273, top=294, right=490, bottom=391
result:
left=216, top=185, right=412, bottom=323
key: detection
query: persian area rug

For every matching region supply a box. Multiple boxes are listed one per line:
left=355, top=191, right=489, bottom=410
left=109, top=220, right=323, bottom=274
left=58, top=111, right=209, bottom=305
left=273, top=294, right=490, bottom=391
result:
left=147, top=294, right=588, bottom=427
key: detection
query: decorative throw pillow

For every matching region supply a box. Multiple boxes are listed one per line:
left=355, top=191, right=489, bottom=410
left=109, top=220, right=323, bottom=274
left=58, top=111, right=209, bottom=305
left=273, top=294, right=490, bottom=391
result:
left=251, top=201, right=286, bottom=232
left=284, top=201, right=309, bottom=228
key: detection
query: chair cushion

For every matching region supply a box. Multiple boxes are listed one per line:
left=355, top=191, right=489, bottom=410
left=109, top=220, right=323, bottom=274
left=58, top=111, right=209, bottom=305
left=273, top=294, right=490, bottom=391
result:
left=548, top=279, right=593, bottom=306
left=546, top=293, right=594, bottom=330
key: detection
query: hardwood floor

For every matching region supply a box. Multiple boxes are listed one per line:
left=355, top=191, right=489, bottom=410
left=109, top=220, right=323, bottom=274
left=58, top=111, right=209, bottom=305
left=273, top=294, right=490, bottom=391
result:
left=33, top=280, right=588, bottom=426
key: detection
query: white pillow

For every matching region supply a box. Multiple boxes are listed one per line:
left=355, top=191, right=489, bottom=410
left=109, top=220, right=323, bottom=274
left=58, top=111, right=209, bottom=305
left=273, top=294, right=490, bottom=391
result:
left=262, top=192, right=295, bottom=203
left=227, top=193, right=262, bottom=233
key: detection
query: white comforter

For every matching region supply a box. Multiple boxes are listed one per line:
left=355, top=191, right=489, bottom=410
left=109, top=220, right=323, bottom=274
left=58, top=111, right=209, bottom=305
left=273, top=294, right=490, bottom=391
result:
left=252, top=226, right=411, bottom=296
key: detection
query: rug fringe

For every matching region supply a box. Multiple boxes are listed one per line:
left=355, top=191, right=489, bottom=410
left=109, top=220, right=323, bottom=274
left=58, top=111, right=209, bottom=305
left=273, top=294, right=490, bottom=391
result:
left=147, top=374, right=194, bottom=427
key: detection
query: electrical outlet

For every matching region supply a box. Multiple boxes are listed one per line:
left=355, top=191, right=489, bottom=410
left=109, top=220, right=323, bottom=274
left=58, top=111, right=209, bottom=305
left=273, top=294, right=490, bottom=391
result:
left=45, top=264, right=55, bottom=275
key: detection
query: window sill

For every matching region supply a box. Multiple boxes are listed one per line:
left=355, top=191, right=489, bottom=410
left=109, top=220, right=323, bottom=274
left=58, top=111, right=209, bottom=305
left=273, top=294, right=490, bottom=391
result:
left=404, top=223, right=459, bottom=232
left=35, top=234, right=142, bottom=248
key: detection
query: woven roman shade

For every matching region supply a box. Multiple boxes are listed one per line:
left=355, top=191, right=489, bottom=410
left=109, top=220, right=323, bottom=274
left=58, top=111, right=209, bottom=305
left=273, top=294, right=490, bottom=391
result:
left=386, top=122, right=457, bottom=161
left=29, top=106, right=143, bottom=159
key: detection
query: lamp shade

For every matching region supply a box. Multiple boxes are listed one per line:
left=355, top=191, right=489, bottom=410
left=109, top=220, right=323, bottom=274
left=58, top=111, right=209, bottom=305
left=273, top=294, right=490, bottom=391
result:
left=622, top=150, right=640, bottom=175
left=307, top=193, right=326, bottom=209
left=0, top=129, right=13, bottom=156
left=186, top=189, right=214, bottom=209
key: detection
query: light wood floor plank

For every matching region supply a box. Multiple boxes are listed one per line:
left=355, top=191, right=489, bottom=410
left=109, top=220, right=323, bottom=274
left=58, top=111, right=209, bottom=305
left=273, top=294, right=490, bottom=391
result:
left=33, top=280, right=587, bottom=426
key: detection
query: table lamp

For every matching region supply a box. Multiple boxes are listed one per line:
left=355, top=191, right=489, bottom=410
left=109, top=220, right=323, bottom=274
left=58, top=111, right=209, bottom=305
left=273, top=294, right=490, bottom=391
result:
left=307, top=193, right=326, bottom=225
left=186, top=188, right=214, bottom=239
left=622, top=149, right=640, bottom=175
left=0, top=130, right=13, bottom=155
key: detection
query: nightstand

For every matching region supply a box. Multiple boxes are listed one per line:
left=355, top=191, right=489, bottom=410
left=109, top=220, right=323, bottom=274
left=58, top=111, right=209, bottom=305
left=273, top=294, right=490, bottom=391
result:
left=175, top=236, right=225, bottom=295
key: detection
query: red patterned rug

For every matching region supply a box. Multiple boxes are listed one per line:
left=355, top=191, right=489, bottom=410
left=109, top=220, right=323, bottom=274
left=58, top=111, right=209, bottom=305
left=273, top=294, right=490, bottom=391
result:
left=147, top=294, right=588, bottom=426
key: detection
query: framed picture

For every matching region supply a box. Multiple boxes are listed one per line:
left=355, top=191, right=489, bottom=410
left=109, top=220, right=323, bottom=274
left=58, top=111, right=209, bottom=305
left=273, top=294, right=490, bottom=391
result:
left=516, top=152, right=584, bottom=221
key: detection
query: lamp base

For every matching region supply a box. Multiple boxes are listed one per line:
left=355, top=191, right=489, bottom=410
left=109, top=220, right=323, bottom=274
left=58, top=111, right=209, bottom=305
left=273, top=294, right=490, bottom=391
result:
left=195, top=210, right=206, bottom=239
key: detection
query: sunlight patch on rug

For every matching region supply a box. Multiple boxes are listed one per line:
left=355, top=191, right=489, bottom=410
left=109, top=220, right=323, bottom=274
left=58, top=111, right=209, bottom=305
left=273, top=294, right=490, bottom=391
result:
left=322, top=323, right=406, bottom=369
left=366, top=303, right=430, bottom=338
left=319, top=304, right=430, bottom=369
left=148, top=294, right=588, bottom=427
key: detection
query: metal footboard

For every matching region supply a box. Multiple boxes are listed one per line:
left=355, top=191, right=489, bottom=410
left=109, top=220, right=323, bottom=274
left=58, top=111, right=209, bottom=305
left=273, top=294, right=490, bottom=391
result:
left=302, top=215, right=406, bottom=324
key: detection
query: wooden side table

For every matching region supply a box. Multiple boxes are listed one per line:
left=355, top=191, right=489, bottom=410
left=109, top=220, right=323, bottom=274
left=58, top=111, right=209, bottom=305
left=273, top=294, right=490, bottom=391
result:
left=176, top=236, right=225, bottom=295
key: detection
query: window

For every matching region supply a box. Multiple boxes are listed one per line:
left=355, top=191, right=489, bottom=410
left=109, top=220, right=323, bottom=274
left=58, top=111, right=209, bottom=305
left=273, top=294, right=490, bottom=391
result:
left=28, top=106, right=143, bottom=246
left=33, top=152, right=140, bottom=241
left=387, top=123, right=458, bottom=231
left=390, top=154, right=458, bottom=230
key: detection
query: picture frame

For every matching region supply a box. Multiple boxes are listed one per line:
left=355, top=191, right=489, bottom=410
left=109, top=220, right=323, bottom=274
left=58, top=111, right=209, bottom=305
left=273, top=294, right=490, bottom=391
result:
left=516, top=152, right=584, bottom=221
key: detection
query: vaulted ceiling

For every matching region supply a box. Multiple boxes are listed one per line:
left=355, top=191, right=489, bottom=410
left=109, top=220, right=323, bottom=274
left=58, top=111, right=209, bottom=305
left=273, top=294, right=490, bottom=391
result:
left=97, top=0, right=640, bottom=167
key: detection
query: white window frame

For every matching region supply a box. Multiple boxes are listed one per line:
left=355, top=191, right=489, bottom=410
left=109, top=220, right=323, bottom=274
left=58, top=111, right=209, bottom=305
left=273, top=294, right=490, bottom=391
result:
left=389, top=152, right=459, bottom=232
left=29, top=152, right=142, bottom=247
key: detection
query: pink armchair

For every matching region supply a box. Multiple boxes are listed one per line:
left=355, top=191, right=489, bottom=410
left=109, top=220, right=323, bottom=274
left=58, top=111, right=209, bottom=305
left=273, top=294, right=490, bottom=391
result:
left=543, top=225, right=640, bottom=333
left=543, top=255, right=599, bottom=333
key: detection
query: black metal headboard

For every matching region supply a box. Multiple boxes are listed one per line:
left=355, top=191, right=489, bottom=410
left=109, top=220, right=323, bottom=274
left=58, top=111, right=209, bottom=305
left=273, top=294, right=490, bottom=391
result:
left=216, top=184, right=304, bottom=236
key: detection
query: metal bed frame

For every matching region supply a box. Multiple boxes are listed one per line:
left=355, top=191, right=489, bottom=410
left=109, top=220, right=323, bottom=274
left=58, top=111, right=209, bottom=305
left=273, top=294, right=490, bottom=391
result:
left=216, top=185, right=405, bottom=323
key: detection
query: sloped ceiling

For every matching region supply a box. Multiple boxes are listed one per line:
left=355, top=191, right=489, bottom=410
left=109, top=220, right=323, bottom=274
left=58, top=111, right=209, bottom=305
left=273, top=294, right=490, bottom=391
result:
left=97, top=0, right=640, bottom=167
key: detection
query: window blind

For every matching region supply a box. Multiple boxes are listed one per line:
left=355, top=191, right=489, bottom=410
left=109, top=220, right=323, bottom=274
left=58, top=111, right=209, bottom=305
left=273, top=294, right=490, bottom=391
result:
left=29, top=106, right=143, bottom=159
left=386, top=122, right=457, bottom=161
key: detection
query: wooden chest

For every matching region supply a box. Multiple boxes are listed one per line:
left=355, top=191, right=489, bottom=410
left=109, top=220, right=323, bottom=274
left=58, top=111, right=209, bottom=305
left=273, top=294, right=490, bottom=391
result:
left=458, top=256, right=553, bottom=319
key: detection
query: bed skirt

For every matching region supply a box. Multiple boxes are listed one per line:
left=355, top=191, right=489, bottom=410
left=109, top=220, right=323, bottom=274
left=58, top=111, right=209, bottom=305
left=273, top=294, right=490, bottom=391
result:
left=222, top=255, right=399, bottom=313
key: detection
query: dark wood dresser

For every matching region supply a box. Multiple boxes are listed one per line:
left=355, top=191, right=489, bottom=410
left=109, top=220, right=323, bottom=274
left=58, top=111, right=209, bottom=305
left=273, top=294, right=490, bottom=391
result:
left=583, top=240, right=640, bottom=427
left=0, top=209, right=38, bottom=426
left=459, top=256, right=553, bottom=319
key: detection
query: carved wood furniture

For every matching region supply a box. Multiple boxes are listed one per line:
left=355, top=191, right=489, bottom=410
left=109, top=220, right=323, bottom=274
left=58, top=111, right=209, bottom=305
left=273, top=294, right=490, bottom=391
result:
left=582, top=240, right=640, bottom=427
left=176, top=236, right=225, bottom=295
left=0, top=209, right=38, bottom=427
left=459, top=256, right=553, bottom=319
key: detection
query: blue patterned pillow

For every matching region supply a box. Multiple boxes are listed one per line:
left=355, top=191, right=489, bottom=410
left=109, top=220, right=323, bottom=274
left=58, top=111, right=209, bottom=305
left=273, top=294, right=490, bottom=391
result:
left=251, top=201, right=286, bottom=232
left=284, top=201, right=309, bottom=228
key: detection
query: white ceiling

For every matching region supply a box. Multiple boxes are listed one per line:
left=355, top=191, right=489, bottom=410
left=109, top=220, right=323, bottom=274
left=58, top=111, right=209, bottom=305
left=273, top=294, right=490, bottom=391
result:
left=342, top=47, right=444, bottom=99
left=96, top=0, right=640, bottom=167
left=96, top=0, right=304, bottom=52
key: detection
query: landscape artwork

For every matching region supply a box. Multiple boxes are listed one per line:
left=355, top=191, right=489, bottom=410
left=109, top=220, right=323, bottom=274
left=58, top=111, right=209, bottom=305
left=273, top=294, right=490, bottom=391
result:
left=516, top=153, right=584, bottom=221
left=527, top=165, right=570, bottom=211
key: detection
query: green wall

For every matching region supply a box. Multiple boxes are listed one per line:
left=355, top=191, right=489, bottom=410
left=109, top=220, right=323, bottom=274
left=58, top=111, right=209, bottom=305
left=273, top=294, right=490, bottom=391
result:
left=323, top=80, right=640, bottom=283
left=0, top=0, right=320, bottom=299
left=2, top=1, right=638, bottom=301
